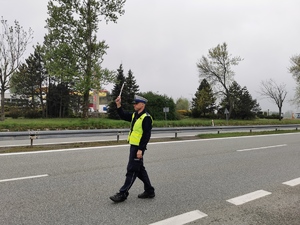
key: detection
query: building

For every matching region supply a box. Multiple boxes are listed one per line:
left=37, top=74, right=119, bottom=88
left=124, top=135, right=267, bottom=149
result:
left=88, top=90, right=111, bottom=113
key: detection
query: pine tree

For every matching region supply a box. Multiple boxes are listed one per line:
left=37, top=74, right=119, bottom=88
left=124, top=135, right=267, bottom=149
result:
left=108, top=65, right=140, bottom=119
left=191, top=79, right=216, bottom=117
left=238, top=89, right=260, bottom=119
left=123, top=69, right=139, bottom=111
left=219, top=81, right=260, bottom=119
left=108, top=64, right=126, bottom=119
left=33, top=45, right=47, bottom=117
left=10, top=45, right=47, bottom=117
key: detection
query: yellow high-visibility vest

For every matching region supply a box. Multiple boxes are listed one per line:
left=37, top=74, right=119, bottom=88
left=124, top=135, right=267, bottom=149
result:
left=128, top=112, right=152, bottom=146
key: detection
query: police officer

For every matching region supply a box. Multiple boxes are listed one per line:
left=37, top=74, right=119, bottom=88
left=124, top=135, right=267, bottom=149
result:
left=110, top=95, right=155, bottom=203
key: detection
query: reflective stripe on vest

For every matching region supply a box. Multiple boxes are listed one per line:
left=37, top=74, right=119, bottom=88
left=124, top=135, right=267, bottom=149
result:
left=128, top=112, right=152, bottom=146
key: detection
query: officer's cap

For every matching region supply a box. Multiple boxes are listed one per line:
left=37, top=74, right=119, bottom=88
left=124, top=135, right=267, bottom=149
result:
left=132, top=95, right=148, bottom=104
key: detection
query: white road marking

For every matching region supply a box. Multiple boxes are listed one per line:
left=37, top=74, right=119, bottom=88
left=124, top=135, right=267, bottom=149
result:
left=237, top=144, right=287, bottom=152
left=0, top=132, right=296, bottom=156
left=0, top=145, right=128, bottom=156
left=282, top=177, right=300, bottom=187
left=0, top=174, right=49, bottom=183
left=226, top=190, right=271, bottom=206
left=149, top=210, right=207, bottom=225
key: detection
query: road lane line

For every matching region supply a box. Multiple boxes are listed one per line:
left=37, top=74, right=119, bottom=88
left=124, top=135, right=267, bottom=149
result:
left=237, top=144, right=287, bottom=152
left=0, top=134, right=293, bottom=156
left=0, top=145, right=129, bottom=156
left=226, top=190, right=271, bottom=206
left=149, top=210, right=208, bottom=225
left=0, top=174, right=49, bottom=183
left=283, top=177, right=300, bottom=187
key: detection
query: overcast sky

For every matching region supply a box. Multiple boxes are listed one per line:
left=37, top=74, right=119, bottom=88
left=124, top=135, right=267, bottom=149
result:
left=1, top=0, right=299, bottom=113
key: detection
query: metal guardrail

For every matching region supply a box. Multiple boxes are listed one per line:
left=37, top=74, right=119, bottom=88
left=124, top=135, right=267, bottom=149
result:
left=0, top=124, right=299, bottom=146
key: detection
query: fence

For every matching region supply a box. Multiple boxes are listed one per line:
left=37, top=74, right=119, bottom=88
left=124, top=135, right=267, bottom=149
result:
left=0, top=124, right=299, bottom=146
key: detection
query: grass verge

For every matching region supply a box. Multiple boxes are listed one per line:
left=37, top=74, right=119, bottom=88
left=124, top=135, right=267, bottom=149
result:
left=1, top=118, right=300, bottom=131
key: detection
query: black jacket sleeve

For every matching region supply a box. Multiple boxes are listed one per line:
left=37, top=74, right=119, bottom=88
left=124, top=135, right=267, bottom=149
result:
left=139, top=116, right=152, bottom=150
left=117, top=107, right=133, bottom=122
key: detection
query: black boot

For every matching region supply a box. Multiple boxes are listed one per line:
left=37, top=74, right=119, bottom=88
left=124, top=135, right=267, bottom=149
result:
left=110, top=192, right=129, bottom=202
left=138, top=191, right=155, bottom=199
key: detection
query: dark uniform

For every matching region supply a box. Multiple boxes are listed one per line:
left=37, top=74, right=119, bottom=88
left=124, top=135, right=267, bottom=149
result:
left=117, top=107, right=155, bottom=195
left=110, top=101, right=155, bottom=202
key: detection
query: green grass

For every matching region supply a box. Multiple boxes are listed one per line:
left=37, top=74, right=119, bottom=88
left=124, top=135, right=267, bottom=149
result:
left=0, top=117, right=130, bottom=131
left=0, top=117, right=300, bottom=131
left=156, top=118, right=300, bottom=127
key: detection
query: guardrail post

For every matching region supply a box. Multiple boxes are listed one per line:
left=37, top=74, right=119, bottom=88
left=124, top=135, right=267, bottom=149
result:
left=29, top=133, right=37, bottom=146
left=175, top=131, right=178, bottom=138
left=117, top=133, right=120, bottom=142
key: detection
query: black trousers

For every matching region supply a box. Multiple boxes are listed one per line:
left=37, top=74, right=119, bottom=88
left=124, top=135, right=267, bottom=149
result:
left=119, top=145, right=155, bottom=194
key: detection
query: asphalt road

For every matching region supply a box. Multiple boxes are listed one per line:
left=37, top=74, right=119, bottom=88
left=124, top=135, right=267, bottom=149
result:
left=0, top=133, right=299, bottom=225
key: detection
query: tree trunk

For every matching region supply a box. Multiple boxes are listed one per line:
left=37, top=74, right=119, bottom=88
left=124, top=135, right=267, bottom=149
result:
left=0, top=89, right=5, bottom=121
left=278, top=107, right=282, bottom=121
left=82, top=0, right=92, bottom=120
left=227, top=92, right=234, bottom=120
left=59, top=92, right=62, bottom=118
left=83, top=92, right=89, bottom=119
left=39, top=84, right=45, bottom=118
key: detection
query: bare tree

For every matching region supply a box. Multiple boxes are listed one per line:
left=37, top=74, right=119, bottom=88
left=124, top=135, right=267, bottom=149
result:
left=0, top=18, right=33, bottom=121
left=260, top=79, right=287, bottom=120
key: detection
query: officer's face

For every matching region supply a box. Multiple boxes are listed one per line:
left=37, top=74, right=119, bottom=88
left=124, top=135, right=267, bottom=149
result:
left=133, top=102, right=145, bottom=113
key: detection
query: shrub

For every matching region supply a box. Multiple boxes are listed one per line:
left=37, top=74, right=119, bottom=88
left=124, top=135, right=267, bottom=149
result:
left=24, top=109, right=42, bottom=118
left=8, top=107, right=22, bottom=119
